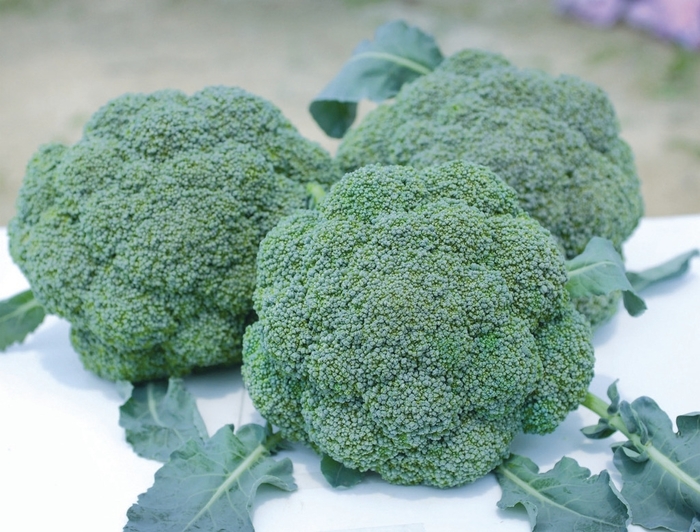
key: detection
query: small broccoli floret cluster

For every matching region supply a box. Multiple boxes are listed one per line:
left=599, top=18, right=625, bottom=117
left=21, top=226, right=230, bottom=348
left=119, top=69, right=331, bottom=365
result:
left=336, top=49, right=645, bottom=326
left=242, top=161, right=595, bottom=488
left=9, top=86, right=339, bottom=382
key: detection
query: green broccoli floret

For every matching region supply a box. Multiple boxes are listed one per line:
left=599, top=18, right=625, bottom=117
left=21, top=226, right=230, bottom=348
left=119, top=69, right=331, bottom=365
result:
left=8, top=86, right=339, bottom=382
left=242, top=161, right=594, bottom=488
left=335, top=49, right=645, bottom=326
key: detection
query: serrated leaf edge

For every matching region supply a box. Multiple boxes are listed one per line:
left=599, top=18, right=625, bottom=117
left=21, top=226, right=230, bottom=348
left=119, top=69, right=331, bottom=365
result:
left=496, top=461, right=624, bottom=528
left=0, top=296, right=41, bottom=324
left=0, top=289, right=46, bottom=349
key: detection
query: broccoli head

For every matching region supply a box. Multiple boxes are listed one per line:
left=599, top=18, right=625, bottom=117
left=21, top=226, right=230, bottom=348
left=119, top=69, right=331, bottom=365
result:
left=336, top=49, right=645, bottom=326
left=9, top=86, right=339, bottom=382
left=242, top=161, right=595, bottom=488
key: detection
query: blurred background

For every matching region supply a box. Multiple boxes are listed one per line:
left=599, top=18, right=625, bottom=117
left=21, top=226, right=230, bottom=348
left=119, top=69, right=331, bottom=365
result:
left=1, top=0, right=698, bottom=226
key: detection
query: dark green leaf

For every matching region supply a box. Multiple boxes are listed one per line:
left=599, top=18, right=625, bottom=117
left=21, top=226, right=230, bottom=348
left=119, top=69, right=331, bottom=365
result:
left=607, top=381, right=621, bottom=415
left=309, top=19, right=443, bottom=138
left=621, top=290, right=647, bottom=316
left=124, top=424, right=296, bottom=532
left=581, top=419, right=618, bottom=440
left=496, top=454, right=629, bottom=531
left=0, top=289, right=46, bottom=350
left=565, top=237, right=646, bottom=316
left=613, top=398, right=700, bottom=532
left=310, top=101, right=358, bottom=140
left=626, top=249, right=699, bottom=292
left=320, top=454, right=366, bottom=488
left=119, top=378, right=208, bottom=462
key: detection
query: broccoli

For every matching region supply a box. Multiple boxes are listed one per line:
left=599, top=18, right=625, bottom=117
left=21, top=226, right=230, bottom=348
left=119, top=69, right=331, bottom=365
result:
left=8, top=86, right=339, bottom=382
left=242, top=161, right=595, bottom=488
left=334, top=48, right=645, bottom=326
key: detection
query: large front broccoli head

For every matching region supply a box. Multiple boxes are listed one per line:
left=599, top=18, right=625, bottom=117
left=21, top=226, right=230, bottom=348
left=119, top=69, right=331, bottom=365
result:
left=336, top=49, right=645, bottom=326
left=242, top=161, right=595, bottom=488
left=9, top=86, right=339, bottom=382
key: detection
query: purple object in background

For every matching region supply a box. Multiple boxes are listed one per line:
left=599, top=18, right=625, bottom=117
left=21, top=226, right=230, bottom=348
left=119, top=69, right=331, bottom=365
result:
left=626, top=0, right=700, bottom=49
left=555, top=0, right=627, bottom=26
left=556, top=0, right=700, bottom=49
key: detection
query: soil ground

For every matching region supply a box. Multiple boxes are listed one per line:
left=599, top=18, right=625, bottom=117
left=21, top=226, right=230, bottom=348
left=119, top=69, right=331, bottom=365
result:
left=1, top=0, right=699, bottom=226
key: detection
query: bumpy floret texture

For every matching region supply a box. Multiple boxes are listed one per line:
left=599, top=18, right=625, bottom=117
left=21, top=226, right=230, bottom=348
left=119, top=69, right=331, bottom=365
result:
left=336, top=49, right=645, bottom=326
left=242, top=161, right=595, bottom=488
left=9, top=86, right=339, bottom=382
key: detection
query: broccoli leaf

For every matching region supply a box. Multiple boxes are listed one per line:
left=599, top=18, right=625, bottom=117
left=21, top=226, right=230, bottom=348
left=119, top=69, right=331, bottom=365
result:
left=565, top=237, right=646, bottom=316
left=309, top=19, right=443, bottom=138
left=613, top=398, right=700, bottom=532
left=124, top=424, right=295, bottom=532
left=581, top=420, right=618, bottom=440
left=0, top=289, right=46, bottom=350
left=320, top=454, right=366, bottom=488
left=495, top=454, right=629, bottom=532
left=621, top=290, right=647, bottom=316
left=119, top=378, right=208, bottom=462
left=626, top=249, right=699, bottom=293
left=582, top=384, right=700, bottom=531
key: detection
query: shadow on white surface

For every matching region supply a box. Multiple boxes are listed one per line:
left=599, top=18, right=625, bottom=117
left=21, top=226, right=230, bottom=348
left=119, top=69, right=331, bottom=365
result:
left=27, top=317, right=124, bottom=397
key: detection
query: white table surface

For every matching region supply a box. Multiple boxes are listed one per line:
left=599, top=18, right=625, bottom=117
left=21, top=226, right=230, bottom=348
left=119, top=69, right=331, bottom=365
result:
left=1, top=214, right=699, bottom=532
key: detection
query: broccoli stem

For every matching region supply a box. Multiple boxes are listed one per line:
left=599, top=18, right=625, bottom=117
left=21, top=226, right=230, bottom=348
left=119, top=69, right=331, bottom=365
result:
left=305, top=182, right=327, bottom=207
left=581, top=391, right=634, bottom=441
left=580, top=392, right=615, bottom=424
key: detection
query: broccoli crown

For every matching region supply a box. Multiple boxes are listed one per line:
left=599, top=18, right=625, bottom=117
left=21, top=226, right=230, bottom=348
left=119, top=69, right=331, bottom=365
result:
left=336, top=49, right=644, bottom=262
left=9, top=86, right=339, bottom=382
left=242, top=161, right=594, bottom=488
